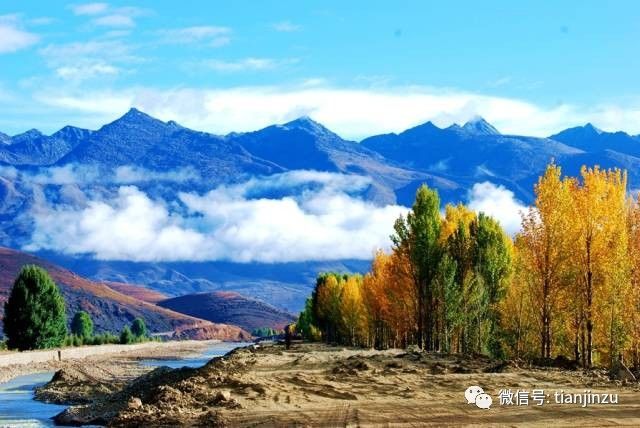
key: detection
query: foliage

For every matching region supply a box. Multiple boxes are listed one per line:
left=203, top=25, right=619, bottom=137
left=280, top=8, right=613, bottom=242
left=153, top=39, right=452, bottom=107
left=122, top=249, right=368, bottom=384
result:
left=89, top=332, right=119, bottom=345
left=120, top=326, right=134, bottom=344
left=298, top=163, right=640, bottom=370
left=63, top=332, right=121, bottom=347
left=298, top=184, right=511, bottom=356
left=505, top=163, right=634, bottom=368
left=131, top=318, right=147, bottom=338
left=71, top=311, right=94, bottom=339
left=3, top=265, right=67, bottom=351
left=252, top=327, right=282, bottom=337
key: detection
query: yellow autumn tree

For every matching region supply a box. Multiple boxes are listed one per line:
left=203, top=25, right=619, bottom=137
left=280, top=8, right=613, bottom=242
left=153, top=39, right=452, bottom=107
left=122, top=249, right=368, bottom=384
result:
left=340, top=275, right=367, bottom=346
left=627, top=195, right=640, bottom=367
left=569, top=166, right=629, bottom=368
left=362, top=250, right=416, bottom=349
left=514, top=163, right=573, bottom=360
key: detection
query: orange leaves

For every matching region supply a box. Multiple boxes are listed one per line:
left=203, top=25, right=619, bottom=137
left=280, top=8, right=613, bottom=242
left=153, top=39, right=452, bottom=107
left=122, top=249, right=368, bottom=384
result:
left=363, top=250, right=416, bottom=347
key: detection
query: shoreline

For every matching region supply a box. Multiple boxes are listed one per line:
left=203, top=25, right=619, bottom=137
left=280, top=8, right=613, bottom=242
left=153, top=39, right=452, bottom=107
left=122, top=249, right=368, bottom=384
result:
left=0, top=339, right=223, bottom=384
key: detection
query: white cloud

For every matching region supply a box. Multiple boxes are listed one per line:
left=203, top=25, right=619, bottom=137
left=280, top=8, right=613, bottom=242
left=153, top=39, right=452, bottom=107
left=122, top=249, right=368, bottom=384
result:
left=113, top=166, right=200, bottom=183
left=93, top=14, right=135, bottom=27
left=272, top=21, right=301, bottom=32
left=71, top=3, right=109, bottom=16
left=31, top=83, right=640, bottom=139
left=70, top=4, right=148, bottom=27
left=25, top=171, right=407, bottom=262
left=467, top=181, right=526, bottom=235
left=202, top=58, right=296, bottom=72
left=158, top=26, right=231, bottom=47
left=0, top=19, right=39, bottom=53
left=6, top=164, right=200, bottom=185
left=40, top=40, right=139, bottom=82
left=56, top=62, right=120, bottom=80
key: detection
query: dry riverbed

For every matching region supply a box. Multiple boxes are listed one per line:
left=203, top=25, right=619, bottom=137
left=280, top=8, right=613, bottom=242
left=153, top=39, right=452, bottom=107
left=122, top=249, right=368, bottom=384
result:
left=39, top=342, right=640, bottom=427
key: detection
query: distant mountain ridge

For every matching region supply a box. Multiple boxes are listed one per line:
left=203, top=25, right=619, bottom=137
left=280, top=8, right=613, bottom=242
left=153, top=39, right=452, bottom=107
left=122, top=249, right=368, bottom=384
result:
left=4, top=108, right=640, bottom=205
left=3, top=109, right=640, bottom=313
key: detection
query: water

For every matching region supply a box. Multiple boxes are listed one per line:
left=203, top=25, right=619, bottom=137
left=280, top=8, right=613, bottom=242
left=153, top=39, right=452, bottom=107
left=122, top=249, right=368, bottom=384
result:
left=142, top=341, right=252, bottom=369
left=0, top=341, right=249, bottom=427
left=0, top=372, right=66, bottom=427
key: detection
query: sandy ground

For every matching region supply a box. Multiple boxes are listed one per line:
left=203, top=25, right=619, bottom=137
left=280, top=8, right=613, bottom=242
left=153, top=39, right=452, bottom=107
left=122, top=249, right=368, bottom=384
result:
left=0, top=340, right=219, bottom=384
left=45, top=342, right=640, bottom=427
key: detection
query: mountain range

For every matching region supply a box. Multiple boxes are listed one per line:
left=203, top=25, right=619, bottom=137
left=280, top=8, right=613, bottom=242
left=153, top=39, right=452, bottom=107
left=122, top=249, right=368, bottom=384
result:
left=3, top=109, right=640, bottom=314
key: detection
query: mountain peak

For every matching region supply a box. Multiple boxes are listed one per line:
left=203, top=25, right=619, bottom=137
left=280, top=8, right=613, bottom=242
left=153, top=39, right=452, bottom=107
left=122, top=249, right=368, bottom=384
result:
left=583, top=122, right=603, bottom=134
left=461, top=117, right=500, bottom=135
left=121, top=107, right=154, bottom=121
left=550, top=123, right=604, bottom=141
left=12, top=129, right=43, bottom=140
left=52, top=125, right=93, bottom=141
left=104, top=108, right=166, bottom=131
left=281, top=116, right=332, bottom=135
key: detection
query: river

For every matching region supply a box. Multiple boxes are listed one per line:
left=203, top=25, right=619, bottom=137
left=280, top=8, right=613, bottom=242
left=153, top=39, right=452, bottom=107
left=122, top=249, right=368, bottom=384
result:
left=0, top=341, right=249, bottom=427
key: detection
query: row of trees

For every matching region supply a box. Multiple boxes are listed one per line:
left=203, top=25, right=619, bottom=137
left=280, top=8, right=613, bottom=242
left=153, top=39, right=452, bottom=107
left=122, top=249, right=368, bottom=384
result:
left=298, top=163, right=640, bottom=369
left=298, top=185, right=512, bottom=357
left=3, top=265, right=149, bottom=351
left=503, top=164, right=638, bottom=369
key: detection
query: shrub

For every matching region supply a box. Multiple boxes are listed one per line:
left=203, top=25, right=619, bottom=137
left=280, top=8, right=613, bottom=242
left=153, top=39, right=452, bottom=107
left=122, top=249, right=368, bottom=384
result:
left=89, top=332, right=119, bottom=345
left=3, top=265, right=67, bottom=351
left=71, top=311, right=94, bottom=339
left=252, top=327, right=281, bottom=337
left=120, top=326, right=134, bottom=344
left=72, top=335, right=83, bottom=347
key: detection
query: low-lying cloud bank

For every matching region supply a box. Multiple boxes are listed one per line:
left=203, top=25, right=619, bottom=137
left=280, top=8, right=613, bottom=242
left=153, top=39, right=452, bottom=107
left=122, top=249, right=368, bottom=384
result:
left=25, top=170, right=408, bottom=263
left=9, top=166, right=528, bottom=263
left=0, top=164, right=200, bottom=185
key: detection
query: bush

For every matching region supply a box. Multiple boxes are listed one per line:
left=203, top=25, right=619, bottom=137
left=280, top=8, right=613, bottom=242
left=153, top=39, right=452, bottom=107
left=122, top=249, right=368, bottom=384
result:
left=71, top=311, right=94, bottom=339
left=120, top=326, right=134, bottom=344
left=131, top=318, right=147, bottom=338
left=3, top=265, right=67, bottom=351
left=252, top=327, right=281, bottom=337
left=0, top=340, right=7, bottom=351
left=90, top=333, right=119, bottom=345
left=72, top=335, right=83, bottom=347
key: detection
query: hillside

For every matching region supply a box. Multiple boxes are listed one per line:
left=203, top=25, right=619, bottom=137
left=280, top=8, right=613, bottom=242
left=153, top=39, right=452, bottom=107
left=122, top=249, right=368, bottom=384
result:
left=104, top=281, right=169, bottom=304
left=0, top=247, right=250, bottom=341
left=158, top=291, right=296, bottom=332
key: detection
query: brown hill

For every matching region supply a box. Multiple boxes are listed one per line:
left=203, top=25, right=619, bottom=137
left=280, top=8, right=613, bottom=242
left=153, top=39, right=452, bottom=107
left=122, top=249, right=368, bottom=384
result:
left=103, top=281, right=169, bottom=304
left=0, top=247, right=250, bottom=341
left=158, top=291, right=296, bottom=332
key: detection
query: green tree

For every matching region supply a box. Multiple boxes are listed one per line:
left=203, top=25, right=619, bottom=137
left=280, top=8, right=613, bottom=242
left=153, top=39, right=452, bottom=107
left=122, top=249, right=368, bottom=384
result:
left=120, top=326, right=134, bottom=344
left=71, top=311, right=94, bottom=339
left=131, top=318, right=147, bottom=338
left=472, top=213, right=512, bottom=358
left=391, top=184, right=442, bottom=350
left=3, top=265, right=67, bottom=351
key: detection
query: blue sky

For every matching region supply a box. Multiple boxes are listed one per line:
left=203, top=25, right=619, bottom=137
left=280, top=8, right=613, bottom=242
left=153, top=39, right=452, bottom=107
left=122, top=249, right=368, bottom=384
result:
left=1, top=1, right=640, bottom=138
